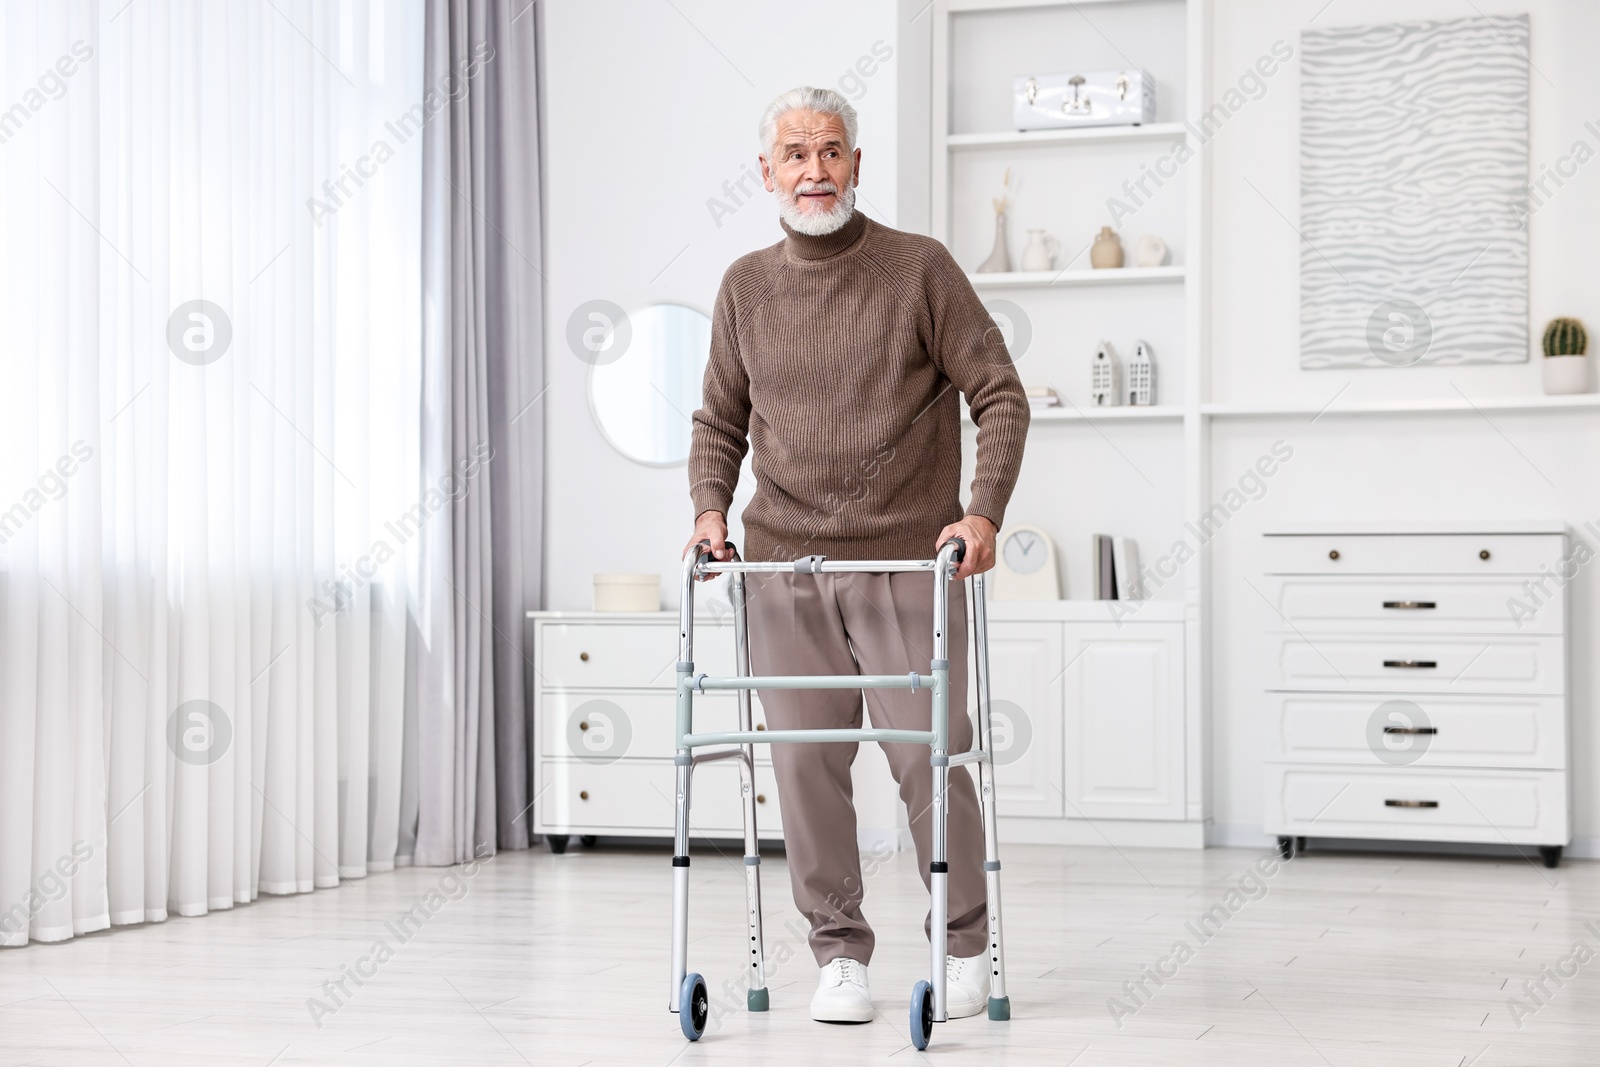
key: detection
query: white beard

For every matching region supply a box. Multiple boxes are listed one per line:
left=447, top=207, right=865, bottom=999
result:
left=776, top=179, right=857, bottom=236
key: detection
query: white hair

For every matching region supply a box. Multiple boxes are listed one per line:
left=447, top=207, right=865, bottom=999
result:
left=758, top=86, right=858, bottom=158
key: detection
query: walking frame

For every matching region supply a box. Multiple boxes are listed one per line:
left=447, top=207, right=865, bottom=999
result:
left=668, top=536, right=1012, bottom=1051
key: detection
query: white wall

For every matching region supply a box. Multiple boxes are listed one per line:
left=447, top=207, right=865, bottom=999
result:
left=541, top=0, right=1600, bottom=858
left=542, top=0, right=916, bottom=609
left=540, top=0, right=929, bottom=848
left=1205, top=0, right=1600, bottom=854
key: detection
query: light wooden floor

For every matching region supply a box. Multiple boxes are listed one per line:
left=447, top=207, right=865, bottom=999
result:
left=3, top=840, right=1598, bottom=1065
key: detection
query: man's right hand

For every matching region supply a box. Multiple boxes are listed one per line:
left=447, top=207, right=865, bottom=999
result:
left=684, top=510, right=733, bottom=581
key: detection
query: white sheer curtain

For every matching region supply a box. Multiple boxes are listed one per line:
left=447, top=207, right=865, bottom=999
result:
left=0, top=0, right=423, bottom=945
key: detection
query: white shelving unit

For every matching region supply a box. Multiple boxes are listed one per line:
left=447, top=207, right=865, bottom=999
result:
left=932, top=0, right=1211, bottom=847
left=929, top=0, right=1590, bottom=854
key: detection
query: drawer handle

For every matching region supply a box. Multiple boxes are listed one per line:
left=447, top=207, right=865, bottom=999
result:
left=1383, top=726, right=1438, bottom=736
left=579, top=721, right=589, bottom=732
left=1479, top=549, right=1491, bottom=561
left=579, top=790, right=589, bottom=800
left=755, top=723, right=765, bottom=731
left=756, top=794, right=767, bottom=804
left=1385, top=799, right=1438, bottom=809
left=1382, top=601, right=1436, bottom=610
left=1383, top=660, right=1437, bottom=669
left=579, top=651, right=590, bottom=662
left=1328, top=549, right=1340, bottom=561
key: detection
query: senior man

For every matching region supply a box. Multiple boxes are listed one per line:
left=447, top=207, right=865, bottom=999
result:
left=684, top=86, right=1029, bottom=1024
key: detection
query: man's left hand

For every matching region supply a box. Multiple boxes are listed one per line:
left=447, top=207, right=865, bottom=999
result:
left=936, top=515, right=997, bottom=581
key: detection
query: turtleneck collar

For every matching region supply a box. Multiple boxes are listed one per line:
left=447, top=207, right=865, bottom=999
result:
left=780, top=209, right=869, bottom=262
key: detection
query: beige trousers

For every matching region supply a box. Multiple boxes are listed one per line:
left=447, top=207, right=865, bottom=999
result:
left=744, top=570, right=988, bottom=966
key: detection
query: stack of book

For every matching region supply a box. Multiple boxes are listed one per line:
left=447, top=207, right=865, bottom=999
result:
left=1092, top=534, right=1142, bottom=600
left=1024, top=386, right=1062, bottom=411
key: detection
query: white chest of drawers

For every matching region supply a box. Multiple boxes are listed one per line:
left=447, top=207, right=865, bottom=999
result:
left=528, top=611, right=783, bottom=852
left=1259, top=523, right=1572, bottom=867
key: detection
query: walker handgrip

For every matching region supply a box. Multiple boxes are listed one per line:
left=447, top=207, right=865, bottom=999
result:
left=942, top=536, right=967, bottom=563
left=695, top=538, right=739, bottom=561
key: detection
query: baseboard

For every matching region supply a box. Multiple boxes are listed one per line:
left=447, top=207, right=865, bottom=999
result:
left=854, top=826, right=916, bottom=853
left=538, top=825, right=1597, bottom=860
left=1207, top=822, right=1280, bottom=850
left=1208, top=822, right=1598, bottom=861
left=998, top=817, right=1206, bottom=849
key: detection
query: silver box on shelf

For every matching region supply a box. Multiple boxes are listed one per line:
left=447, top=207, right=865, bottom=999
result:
left=1013, top=70, right=1155, bottom=130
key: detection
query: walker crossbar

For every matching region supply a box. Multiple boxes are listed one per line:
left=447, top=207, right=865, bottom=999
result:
left=689, top=674, right=934, bottom=692
left=693, top=559, right=940, bottom=574
left=683, top=728, right=938, bottom=748
left=667, top=536, right=1013, bottom=1049
left=687, top=747, right=752, bottom=767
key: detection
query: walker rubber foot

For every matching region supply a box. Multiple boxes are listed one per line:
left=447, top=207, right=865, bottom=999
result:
left=987, top=995, right=1011, bottom=1021
left=747, top=986, right=769, bottom=1012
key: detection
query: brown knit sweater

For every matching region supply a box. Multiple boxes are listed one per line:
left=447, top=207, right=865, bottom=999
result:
left=689, top=209, right=1030, bottom=563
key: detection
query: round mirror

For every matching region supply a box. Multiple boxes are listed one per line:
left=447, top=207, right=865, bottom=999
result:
left=588, top=302, right=711, bottom=466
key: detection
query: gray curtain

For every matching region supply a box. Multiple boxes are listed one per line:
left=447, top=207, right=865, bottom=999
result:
left=411, top=0, right=544, bottom=865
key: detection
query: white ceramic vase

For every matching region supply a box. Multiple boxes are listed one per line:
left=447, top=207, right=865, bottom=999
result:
left=976, top=213, right=1011, bottom=273
left=1019, top=229, right=1060, bottom=272
left=1542, top=355, right=1589, bottom=395
left=1134, top=233, right=1168, bottom=268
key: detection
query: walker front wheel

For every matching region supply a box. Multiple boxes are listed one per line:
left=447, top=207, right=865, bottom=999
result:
left=679, top=972, right=709, bottom=1041
left=909, top=980, right=933, bottom=1050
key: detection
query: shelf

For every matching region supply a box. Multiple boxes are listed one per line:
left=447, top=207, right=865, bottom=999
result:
left=964, top=404, right=1184, bottom=424
left=1033, top=404, right=1184, bottom=421
left=1201, top=394, right=1600, bottom=419
left=944, top=123, right=1189, bottom=151
left=968, top=266, right=1184, bottom=289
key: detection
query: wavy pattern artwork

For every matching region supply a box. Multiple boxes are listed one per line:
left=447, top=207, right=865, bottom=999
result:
left=1300, top=15, right=1529, bottom=368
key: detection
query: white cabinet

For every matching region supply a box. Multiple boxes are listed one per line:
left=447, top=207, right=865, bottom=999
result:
left=528, top=611, right=781, bottom=852
left=979, top=602, right=1198, bottom=846
left=975, top=621, right=1064, bottom=818
left=531, top=601, right=1201, bottom=852
left=1260, top=525, right=1571, bottom=866
left=1061, top=624, right=1185, bottom=821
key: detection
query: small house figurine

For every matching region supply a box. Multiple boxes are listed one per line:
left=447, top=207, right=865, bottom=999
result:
left=1091, top=341, right=1122, bottom=406
left=1127, top=340, right=1155, bottom=405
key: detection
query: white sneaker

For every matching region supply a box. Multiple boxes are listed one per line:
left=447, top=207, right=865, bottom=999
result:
left=811, top=957, right=873, bottom=1023
left=945, top=953, right=991, bottom=1019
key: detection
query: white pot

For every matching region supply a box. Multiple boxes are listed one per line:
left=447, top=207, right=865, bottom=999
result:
left=1542, top=354, right=1589, bottom=395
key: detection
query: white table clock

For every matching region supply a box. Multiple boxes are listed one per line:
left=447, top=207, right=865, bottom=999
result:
left=994, top=523, right=1062, bottom=600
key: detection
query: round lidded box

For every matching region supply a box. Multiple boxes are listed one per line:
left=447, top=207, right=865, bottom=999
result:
left=593, top=573, right=660, bottom=612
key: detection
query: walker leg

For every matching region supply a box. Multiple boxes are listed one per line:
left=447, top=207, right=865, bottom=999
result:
left=731, top=572, right=769, bottom=1011
left=671, top=555, right=698, bottom=1014
left=971, top=573, right=1011, bottom=1020
left=669, top=763, right=692, bottom=1012
left=930, top=758, right=949, bottom=1024
left=928, top=562, right=953, bottom=1027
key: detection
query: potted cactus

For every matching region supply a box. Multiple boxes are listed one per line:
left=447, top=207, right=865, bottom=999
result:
left=1542, top=317, right=1589, bottom=395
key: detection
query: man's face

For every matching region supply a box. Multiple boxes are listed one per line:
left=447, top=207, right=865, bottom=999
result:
left=760, top=109, right=860, bottom=222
